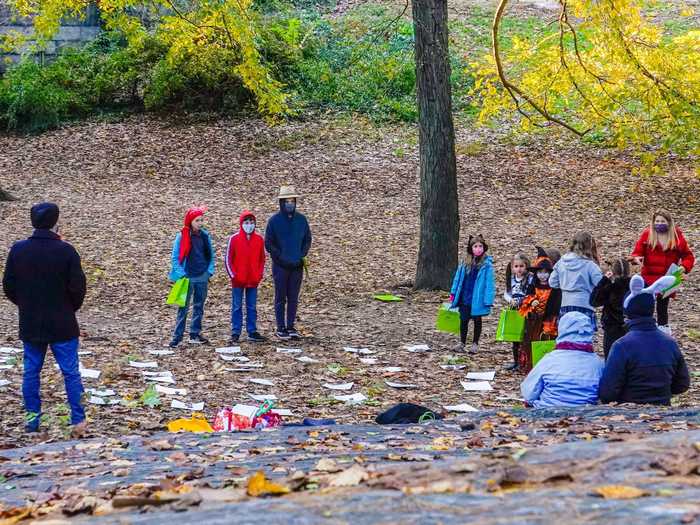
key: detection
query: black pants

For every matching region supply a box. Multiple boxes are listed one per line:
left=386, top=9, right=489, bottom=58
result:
left=657, top=296, right=670, bottom=327
left=603, top=324, right=627, bottom=359
left=458, top=304, right=482, bottom=345
left=511, top=342, right=520, bottom=364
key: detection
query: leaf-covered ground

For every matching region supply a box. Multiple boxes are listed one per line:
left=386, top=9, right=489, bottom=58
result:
left=0, top=115, right=698, bottom=449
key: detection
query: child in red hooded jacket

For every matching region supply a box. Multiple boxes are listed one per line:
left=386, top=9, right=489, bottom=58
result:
left=225, top=211, right=266, bottom=343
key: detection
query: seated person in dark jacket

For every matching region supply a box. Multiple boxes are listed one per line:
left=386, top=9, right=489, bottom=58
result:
left=599, top=274, right=690, bottom=406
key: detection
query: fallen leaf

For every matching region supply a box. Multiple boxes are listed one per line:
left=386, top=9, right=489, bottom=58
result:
left=246, top=471, right=290, bottom=497
left=593, top=485, right=649, bottom=499
left=327, top=465, right=369, bottom=487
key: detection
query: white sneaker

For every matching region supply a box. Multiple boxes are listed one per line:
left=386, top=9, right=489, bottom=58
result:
left=658, top=325, right=672, bottom=336
left=469, top=343, right=478, bottom=354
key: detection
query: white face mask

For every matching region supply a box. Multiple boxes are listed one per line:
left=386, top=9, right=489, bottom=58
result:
left=242, top=222, right=255, bottom=234
left=537, top=271, right=550, bottom=281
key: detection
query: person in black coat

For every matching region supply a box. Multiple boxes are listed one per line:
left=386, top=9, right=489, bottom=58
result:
left=599, top=274, right=690, bottom=406
left=590, top=257, right=632, bottom=359
left=2, top=202, right=88, bottom=435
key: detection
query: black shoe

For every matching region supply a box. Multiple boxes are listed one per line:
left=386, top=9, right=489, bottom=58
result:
left=504, top=362, right=519, bottom=371
left=247, top=332, right=266, bottom=343
left=230, top=334, right=240, bottom=344
left=189, top=334, right=210, bottom=345
left=276, top=330, right=291, bottom=340
left=168, top=339, right=181, bottom=349
left=25, top=412, right=41, bottom=433
left=287, top=327, right=301, bottom=340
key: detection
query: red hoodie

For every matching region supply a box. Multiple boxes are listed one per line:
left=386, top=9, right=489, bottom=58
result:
left=225, top=211, right=266, bottom=288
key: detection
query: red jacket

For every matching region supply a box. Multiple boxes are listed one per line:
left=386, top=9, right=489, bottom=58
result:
left=631, top=227, right=695, bottom=286
left=225, top=211, right=266, bottom=288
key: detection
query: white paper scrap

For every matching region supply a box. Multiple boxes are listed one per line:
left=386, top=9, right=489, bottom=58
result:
left=333, top=393, right=367, bottom=404
left=219, top=354, right=243, bottom=361
left=460, top=380, right=493, bottom=392
left=129, top=361, right=158, bottom=368
left=296, top=356, right=319, bottom=364
left=86, top=388, right=116, bottom=397
left=223, top=365, right=265, bottom=372
left=276, top=347, right=302, bottom=354
left=142, top=370, right=173, bottom=377
left=155, top=385, right=188, bottom=396
left=89, top=396, right=120, bottom=406
left=385, top=380, right=417, bottom=389
left=343, top=347, right=375, bottom=355
left=248, top=378, right=275, bottom=387
left=0, top=348, right=22, bottom=354
left=248, top=393, right=278, bottom=401
left=145, top=375, right=175, bottom=384
left=360, top=358, right=378, bottom=365
left=404, top=344, right=430, bottom=353
left=466, top=371, right=496, bottom=381
left=322, top=382, right=354, bottom=391
left=440, top=365, right=466, bottom=371
left=0, top=380, right=10, bottom=388
left=0, top=365, right=13, bottom=370
left=77, top=351, right=93, bottom=356
left=382, top=367, right=403, bottom=373
left=231, top=404, right=258, bottom=419
left=272, top=409, right=293, bottom=417
left=444, top=403, right=479, bottom=413
left=216, top=346, right=241, bottom=354
left=80, top=368, right=101, bottom=379
left=171, top=400, right=204, bottom=411
left=149, top=349, right=175, bottom=356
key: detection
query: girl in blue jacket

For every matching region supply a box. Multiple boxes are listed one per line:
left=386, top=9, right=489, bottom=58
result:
left=449, top=235, right=496, bottom=353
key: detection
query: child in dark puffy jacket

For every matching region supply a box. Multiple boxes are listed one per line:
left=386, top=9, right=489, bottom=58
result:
left=590, top=257, right=631, bottom=359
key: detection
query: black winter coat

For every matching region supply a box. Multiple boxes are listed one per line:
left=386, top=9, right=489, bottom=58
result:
left=2, top=230, right=86, bottom=344
left=590, top=275, right=631, bottom=329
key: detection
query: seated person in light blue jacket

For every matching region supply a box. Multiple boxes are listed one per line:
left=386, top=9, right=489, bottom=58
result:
left=521, top=312, right=604, bottom=408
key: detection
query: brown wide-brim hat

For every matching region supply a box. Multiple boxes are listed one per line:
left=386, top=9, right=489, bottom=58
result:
left=278, top=185, right=300, bottom=200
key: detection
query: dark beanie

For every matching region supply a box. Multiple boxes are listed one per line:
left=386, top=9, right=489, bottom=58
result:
left=623, top=292, right=655, bottom=319
left=30, top=202, right=59, bottom=230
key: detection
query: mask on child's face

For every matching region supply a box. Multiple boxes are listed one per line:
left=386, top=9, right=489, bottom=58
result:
left=537, top=270, right=550, bottom=282
left=471, top=245, right=484, bottom=257
left=242, top=221, right=255, bottom=234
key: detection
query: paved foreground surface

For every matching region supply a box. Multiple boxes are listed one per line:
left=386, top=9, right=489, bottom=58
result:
left=2, top=406, right=700, bottom=523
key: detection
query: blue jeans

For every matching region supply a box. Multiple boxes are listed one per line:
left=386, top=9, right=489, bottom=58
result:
left=272, top=264, right=303, bottom=331
left=173, top=277, right=208, bottom=341
left=23, top=338, right=85, bottom=425
left=231, top=287, right=258, bottom=335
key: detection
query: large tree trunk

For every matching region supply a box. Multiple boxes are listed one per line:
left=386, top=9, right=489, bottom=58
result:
left=413, top=0, right=459, bottom=290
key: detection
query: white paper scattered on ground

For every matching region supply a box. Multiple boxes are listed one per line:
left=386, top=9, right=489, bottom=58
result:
left=149, top=349, right=175, bottom=356
left=0, top=380, right=10, bottom=388
left=216, top=347, right=241, bottom=354
left=0, top=365, right=13, bottom=370
left=0, top=348, right=22, bottom=354
left=248, top=378, right=275, bottom=387
left=343, top=347, right=375, bottom=355
left=248, top=393, right=278, bottom=401
left=276, top=347, right=302, bottom=354
left=296, top=356, right=319, bottom=364
left=360, top=358, right=378, bottom=365
left=460, top=380, right=493, bottom=391
left=219, top=354, right=243, bottom=361
left=382, top=367, right=403, bottom=373
left=385, top=380, right=417, bottom=389
left=89, top=396, right=121, bottom=406
left=466, top=371, right=496, bottom=381
left=145, top=375, right=175, bottom=384
left=86, top=388, right=116, bottom=397
left=155, top=385, right=188, bottom=396
left=230, top=356, right=250, bottom=362
left=79, top=368, right=101, bottom=379
left=444, top=403, right=479, bottom=413
left=171, top=400, right=204, bottom=411
left=224, top=365, right=265, bottom=372
left=322, top=382, right=354, bottom=391
left=77, top=351, right=93, bottom=356
left=142, top=370, right=173, bottom=377
left=333, top=393, right=367, bottom=404
left=129, top=361, right=158, bottom=368
left=273, top=408, right=293, bottom=416
left=440, top=364, right=466, bottom=371
left=231, top=404, right=258, bottom=419
left=404, top=344, right=430, bottom=353
left=496, top=395, right=524, bottom=402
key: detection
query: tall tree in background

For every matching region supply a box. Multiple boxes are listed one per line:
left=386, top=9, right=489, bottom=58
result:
left=412, top=0, right=459, bottom=290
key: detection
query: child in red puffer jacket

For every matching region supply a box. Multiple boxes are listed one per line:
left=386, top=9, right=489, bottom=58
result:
left=630, top=209, right=695, bottom=333
left=225, top=210, right=266, bottom=344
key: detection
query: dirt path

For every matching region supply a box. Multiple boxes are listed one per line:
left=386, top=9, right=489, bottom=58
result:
left=0, top=115, right=698, bottom=447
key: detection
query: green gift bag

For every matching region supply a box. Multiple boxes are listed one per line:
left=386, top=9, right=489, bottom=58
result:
left=436, top=303, right=461, bottom=335
left=495, top=308, right=525, bottom=342
left=532, top=339, right=556, bottom=366
left=167, top=277, right=189, bottom=307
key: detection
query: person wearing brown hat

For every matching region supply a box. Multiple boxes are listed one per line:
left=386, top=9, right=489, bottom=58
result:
left=3, top=202, right=87, bottom=436
left=264, top=186, right=312, bottom=340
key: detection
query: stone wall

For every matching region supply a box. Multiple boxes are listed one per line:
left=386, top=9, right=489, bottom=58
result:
left=0, top=1, right=101, bottom=72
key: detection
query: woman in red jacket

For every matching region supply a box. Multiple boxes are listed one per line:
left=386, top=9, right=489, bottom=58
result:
left=630, top=209, right=695, bottom=332
left=225, top=211, right=267, bottom=344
